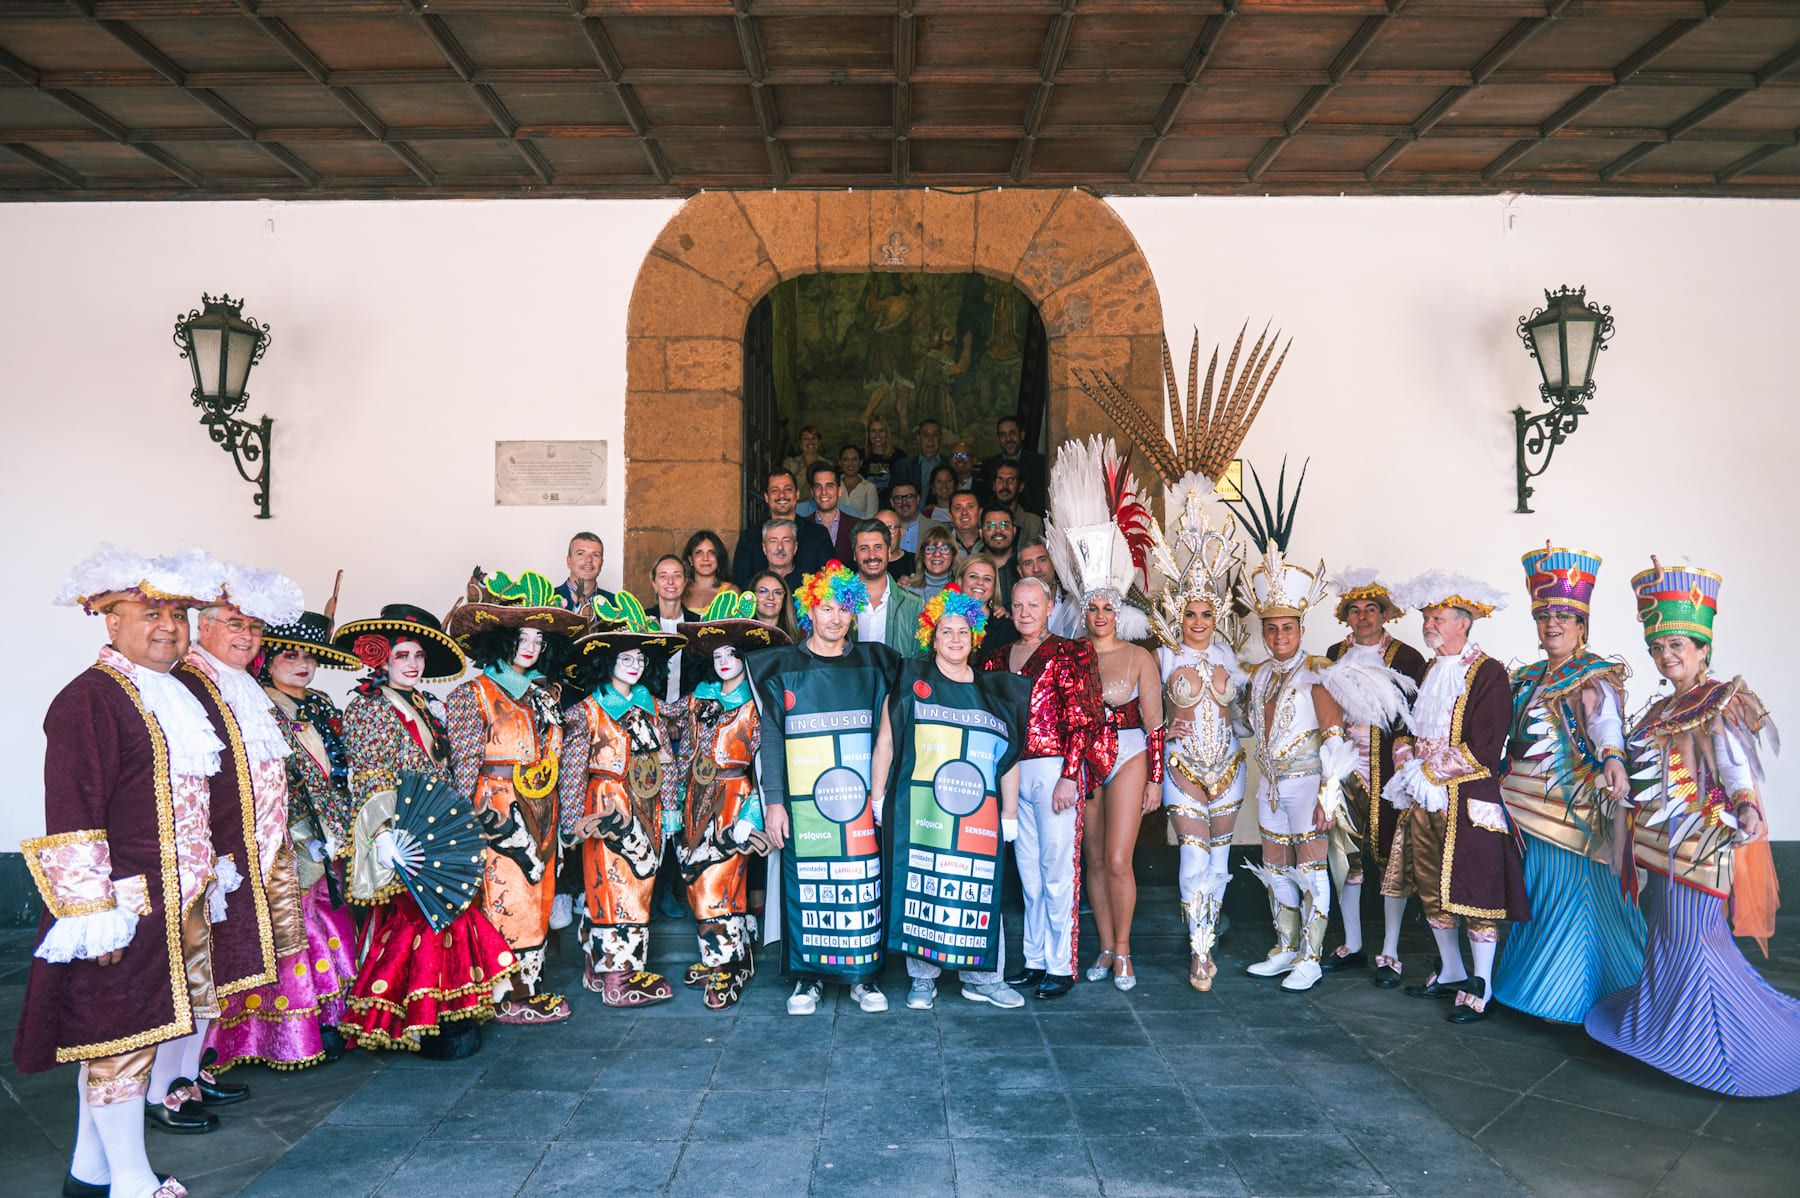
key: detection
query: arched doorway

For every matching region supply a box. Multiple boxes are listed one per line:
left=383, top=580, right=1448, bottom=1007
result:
left=622, top=188, right=1166, bottom=586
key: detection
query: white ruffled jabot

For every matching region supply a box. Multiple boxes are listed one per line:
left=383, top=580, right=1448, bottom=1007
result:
left=192, top=646, right=291, bottom=764
left=101, top=647, right=224, bottom=778
left=1407, top=643, right=1479, bottom=741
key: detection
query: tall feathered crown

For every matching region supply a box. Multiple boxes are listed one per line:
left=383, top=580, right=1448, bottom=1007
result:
left=1147, top=476, right=1243, bottom=651
left=1045, top=435, right=1152, bottom=641
left=1239, top=546, right=1331, bottom=622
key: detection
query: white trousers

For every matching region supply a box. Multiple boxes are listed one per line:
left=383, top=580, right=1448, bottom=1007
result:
left=1015, top=756, right=1080, bottom=975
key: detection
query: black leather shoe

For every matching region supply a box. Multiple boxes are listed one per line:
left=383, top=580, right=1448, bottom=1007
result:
left=145, top=1086, right=220, bottom=1134
left=1005, top=966, right=1046, bottom=989
left=63, top=1171, right=171, bottom=1196
left=1404, top=975, right=1467, bottom=1001
left=1320, top=949, right=1367, bottom=974
left=320, top=1024, right=346, bottom=1063
left=1034, top=974, right=1075, bottom=1001
left=197, top=1071, right=250, bottom=1106
left=1372, top=963, right=1402, bottom=989
left=1447, top=979, right=1490, bottom=1024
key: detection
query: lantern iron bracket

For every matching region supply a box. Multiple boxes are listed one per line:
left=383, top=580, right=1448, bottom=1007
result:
left=173, top=294, right=274, bottom=519
left=1512, top=286, right=1613, bottom=515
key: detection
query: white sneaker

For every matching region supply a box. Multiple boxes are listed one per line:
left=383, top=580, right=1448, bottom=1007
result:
left=962, top=980, right=1025, bottom=1009
left=1246, top=950, right=1299, bottom=977
left=1281, top=960, right=1323, bottom=992
left=548, top=893, right=573, bottom=931
left=906, top=979, right=937, bottom=1010
left=787, top=979, right=823, bottom=1015
left=851, top=983, right=888, bottom=1013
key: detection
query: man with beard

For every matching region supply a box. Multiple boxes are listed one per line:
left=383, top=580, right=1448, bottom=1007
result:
left=850, top=518, right=925, bottom=659
left=733, top=471, right=833, bottom=586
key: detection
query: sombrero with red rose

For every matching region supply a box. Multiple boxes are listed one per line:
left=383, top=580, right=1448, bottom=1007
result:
left=332, top=603, right=467, bottom=682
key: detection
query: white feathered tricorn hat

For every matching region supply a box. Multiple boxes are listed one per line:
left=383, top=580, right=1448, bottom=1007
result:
left=54, top=545, right=224, bottom=615
left=1330, top=566, right=1402, bottom=624
left=1389, top=571, right=1508, bottom=620
left=1045, top=435, right=1152, bottom=641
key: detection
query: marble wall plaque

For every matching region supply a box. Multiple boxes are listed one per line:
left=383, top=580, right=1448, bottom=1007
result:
left=494, top=440, right=607, bottom=506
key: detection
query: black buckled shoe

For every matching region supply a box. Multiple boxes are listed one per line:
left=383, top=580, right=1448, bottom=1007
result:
left=197, top=1049, right=250, bottom=1105
left=145, top=1083, right=220, bottom=1134
left=1320, top=948, right=1367, bottom=974
left=1033, top=974, right=1075, bottom=1001
left=1372, top=957, right=1403, bottom=990
left=1005, top=966, right=1046, bottom=989
left=1447, top=978, right=1491, bottom=1024
left=1404, top=973, right=1467, bottom=1001
left=63, top=1171, right=172, bottom=1196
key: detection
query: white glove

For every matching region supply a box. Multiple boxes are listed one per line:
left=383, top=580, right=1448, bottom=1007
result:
left=731, top=818, right=757, bottom=848
left=373, top=830, right=404, bottom=870
left=303, top=839, right=328, bottom=863
left=323, top=830, right=342, bottom=858
left=1002, top=817, right=1019, bottom=843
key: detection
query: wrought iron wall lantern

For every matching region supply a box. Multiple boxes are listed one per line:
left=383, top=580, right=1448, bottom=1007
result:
left=173, top=293, right=273, bottom=519
left=1512, top=286, right=1614, bottom=514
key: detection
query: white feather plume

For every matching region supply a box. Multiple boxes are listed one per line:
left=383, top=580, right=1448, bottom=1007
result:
left=1328, top=566, right=1382, bottom=596
left=217, top=558, right=305, bottom=624
left=1044, top=435, right=1151, bottom=633
left=1320, top=655, right=1417, bottom=729
left=1388, top=570, right=1508, bottom=616
left=53, top=544, right=223, bottom=611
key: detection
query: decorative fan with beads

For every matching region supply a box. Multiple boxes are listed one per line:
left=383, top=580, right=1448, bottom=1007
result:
left=391, top=770, right=486, bottom=932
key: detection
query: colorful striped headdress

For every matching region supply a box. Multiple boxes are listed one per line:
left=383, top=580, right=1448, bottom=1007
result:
left=793, top=560, right=869, bottom=634
left=1632, top=558, right=1721, bottom=646
left=1522, top=543, right=1602, bottom=617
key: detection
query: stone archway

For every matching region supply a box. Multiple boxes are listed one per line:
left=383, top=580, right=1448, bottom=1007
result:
left=622, top=188, right=1166, bottom=585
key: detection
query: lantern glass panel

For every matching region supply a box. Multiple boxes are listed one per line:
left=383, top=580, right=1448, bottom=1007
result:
left=1562, top=314, right=1600, bottom=391
left=190, top=326, right=224, bottom=398
left=224, top=327, right=258, bottom=399
left=1529, top=320, right=1564, bottom=389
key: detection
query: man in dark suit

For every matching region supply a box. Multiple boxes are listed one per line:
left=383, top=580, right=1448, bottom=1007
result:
left=981, top=416, right=1047, bottom=515
left=733, top=469, right=833, bottom=586
left=893, top=418, right=945, bottom=495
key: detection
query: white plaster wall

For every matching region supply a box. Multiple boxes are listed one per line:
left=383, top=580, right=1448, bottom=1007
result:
left=2, top=192, right=1797, bottom=848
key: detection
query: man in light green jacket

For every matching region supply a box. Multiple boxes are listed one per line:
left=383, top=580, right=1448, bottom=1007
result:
left=849, top=519, right=927, bottom=659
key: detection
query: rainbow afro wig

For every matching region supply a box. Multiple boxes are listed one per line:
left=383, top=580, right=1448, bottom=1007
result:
left=916, top=583, right=990, bottom=652
left=793, top=560, right=870, bottom=633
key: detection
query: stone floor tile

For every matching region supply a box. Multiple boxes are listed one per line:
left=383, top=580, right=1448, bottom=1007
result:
left=1383, top=1025, right=1569, bottom=1091
left=524, top=1141, right=684, bottom=1196
left=946, top=1086, right=1078, bottom=1140
left=377, top=1138, right=548, bottom=1198
left=1216, top=1130, right=1394, bottom=1196
left=1476, top=1096, right=1693, bottom=1186
left=811, top=1139, right=957, bottom=1196
left=1487, top=1149, right=1653, bottom=1198
left=428, top=1087, right=581, bottom=1141
left=1065, top=1084, right=1198, bottom=1137
left=1389, top=1067, right=1521, bottom=1136
left=696, top=1087, right=826, bottom=1141
left=1048, top=1044, right=1172, bottom=1088
left=941, top=1044, right=1058, bottom=1091
left=1138, top=1011, right=1251, bottom=1046
left=1197, top=1083, right=1335, bottom=1137
left=1248, top=1023, right=1381, bottom=1066
left=1531, top=1055, right=1724, bottom=1134
left=667, top=1136, right=816, bottom=1197
left=1083, top=1134, right=1247, bottom=1197
left=712, top=1041, right=827, bottom=1088
left=951, top=1137, right=1101, bottom=1197
left=473, top=1047, right=609, bottom=1092
left=1161, top=1043, right=1286, bottom=1087
left=821, top=1090, right=948, bottom=1142
left=559, top=1087, right=702, bottom=1141
left=1653, top=1132, right=1794, bottom=1197
left=1035, top=1012, right=1153, bottom=1048
left=238, top=1124, right=429, bottom=1197
left=603, top=1046, right=722, bottom=1087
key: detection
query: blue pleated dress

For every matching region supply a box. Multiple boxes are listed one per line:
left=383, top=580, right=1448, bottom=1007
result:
left=1493, top=834, right=1647, bottom=1023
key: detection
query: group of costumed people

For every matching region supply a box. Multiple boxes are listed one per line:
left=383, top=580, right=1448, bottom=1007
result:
left=13, top=449, right=1799, bottom=1197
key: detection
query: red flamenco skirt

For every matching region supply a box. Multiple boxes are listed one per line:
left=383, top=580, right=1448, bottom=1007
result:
left=341, top=893, right=519, bottom=1052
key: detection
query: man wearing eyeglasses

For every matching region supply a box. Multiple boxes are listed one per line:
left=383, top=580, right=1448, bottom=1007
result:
left=990, top=462, right=1044, bottom=545
left=980, top=505, right=1020, bottom=610
left=734, top=470, right=833, bottom=587
left=886, top=480, right=940, bottom=558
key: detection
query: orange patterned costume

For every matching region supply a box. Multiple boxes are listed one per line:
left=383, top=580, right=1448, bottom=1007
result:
left=564, top=691, right=666, bottom=976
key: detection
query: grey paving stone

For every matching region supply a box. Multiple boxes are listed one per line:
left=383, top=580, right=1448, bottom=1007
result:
left=238, top=1123, right=428, bottom=1198
left=822, top=1089, right=948, bottom=1141
left=1384, top=1024, right=1569, bottom=1091
left=712, top=1040, right=827, bottom=1088
left=1654, top=1132, right=1795, bottom=1197
left=377, top=1138, right=548, bottom=1197
left=830, top=1043, right=943, bottom=1091
left=951, top=1136, right=1101, bottom=1197
left=946, top=1086, right=1078, bottom=1139
left=1477, top=1095, right=1694, bottom=1186
left=524, top=1140, right=684, bottom=1196
left=934, top=1010, right=1045, bottom=1048
left=614, top=1014, right=736, bottom=1049
left=1161, top=1043, right=1286, bottom=1087
left=428, top=1087, right=581, bottom=1141
left=1036, top=1012, right=1152, bottom=1048
left=1484, top=1148, right=1650, bottom=1198
left=696, top=1087, right=826, bottom=1141
left=1531, top=1054, right=1724, bottom=1134
left=942, top=1044, right=1058, bottom=1091
left=667, top=1135, right=815, bottom=1198
left=602, top=1046, right=722, bottom=1087
left=560, top=1087, right=704, bottom=1141
left=1049, top=1044, right=1172, bottom=1088
left=1138, top=1010, right=1251, bottom=1046
left=1326, top=1103, right=1528, bottom=1197
left=1197, top=1083, right=1335, bottom=1137
left=1216, top=1130, right=1394, bottom=1196
left=473, top=1046, right=609, bottom=1092
left=1388, top=1067, right=1520, bottom=1137
left=1084, top=1134, right=1248, bottom=1197
left=1066, top=1084, right=1198, bottom=1137
left=1695, top=1088, right=1800, bottom=1146
left=811, top=1139, right=957, bottom=1196
left=1248, top=1022, right=1381, bottom=1066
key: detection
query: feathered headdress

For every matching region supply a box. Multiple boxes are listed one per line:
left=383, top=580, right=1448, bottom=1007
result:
left=54, top=544, right=221, bottom=614
left=1389, top=571, right=1507, bottom=620
left=1045, top=435, right=1152, bottom=641
left=1330, top=566, right=1402, bottom=624
left=1074, top=322, right=1292, bottom=491
left=1147, top=477, right=1243, bottom=652
left=216, top=558, right=306, bottom=626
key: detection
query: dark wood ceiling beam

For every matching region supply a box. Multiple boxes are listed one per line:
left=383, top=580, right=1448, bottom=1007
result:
left=5, top=2, right=1792, bottom=16
left=234, top=1, right=436, bottom=184
left=65, top=0, right=320, bottom=185
left=1128, top=0, right=1236, bottom=181
left=0, top=140, right=86, bottom=186
left=397, top=0, right=552, bottom=184
left=1248, top=1, right=1406, bottom=181
left=1364, top=3, right=1567, bottom=180
left=1011, top=0, right=1077, bottom=183
left=570, top=4, right=671, bottom=184
left=731, top=0, right=786, bottom=183
left=1715, top=133, right=1796, bottom=181
left=0, top=41, right=201, bottom=185
left=893, top=2, right=914, bottom=184
left=1481, top=1, right=1730, bottom=181
left=1600, top=37, right=1800, bottom=179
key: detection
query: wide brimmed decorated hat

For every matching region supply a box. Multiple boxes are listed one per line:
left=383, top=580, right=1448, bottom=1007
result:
left=261, top=610, right=361, bottom=670
left=1389, top=571, right=1507, bottom=621
left=445, top=568, right=590, bottom=640
left=1522, top=543, right=1601, bottom=617
left=677, top=588, right=790, bottom=652
left=574, top=590, right=687, bottom=656
left=1330, top=566, right=1401, bottom=623
left=54, top=545, right=224, bottom=614
left=216, top=559, right=305, bottom=626
left=1632, top=557, right=1720, bottom=646
left=333, top=604, right=467, bottom=681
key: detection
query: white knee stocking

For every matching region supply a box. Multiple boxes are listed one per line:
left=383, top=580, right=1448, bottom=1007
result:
left=90, top=1098, right=161, bottom=1198
left=1207, top=842, right=1232, bottom=877
left=1471, top=938, right=1497, bottom=992
left=1429, top=926, right=1468, bottom=984
left=179, top=1018, right=209, bottom=1080
left=1381, top=896, right=1406, bottom=961
left=71, top=1077, right=109, bottom=1185
left=1340, top=880, right=1364, bottom=953
left=147, top=1036, right=190, bottom=1102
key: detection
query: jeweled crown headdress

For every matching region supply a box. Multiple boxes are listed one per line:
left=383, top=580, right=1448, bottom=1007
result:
left=1147, top=481, right=1242, bottom=651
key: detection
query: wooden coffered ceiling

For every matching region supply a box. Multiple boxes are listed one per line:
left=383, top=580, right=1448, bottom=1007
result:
left=2, top=1, right=1798, bottom=201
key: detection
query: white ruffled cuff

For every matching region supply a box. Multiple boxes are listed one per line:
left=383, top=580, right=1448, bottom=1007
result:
left=214, top=854, right=244, bottom=893
left=34, top=906, right=138, bottom=963
left=1385, top=758, right=1448, bottom=813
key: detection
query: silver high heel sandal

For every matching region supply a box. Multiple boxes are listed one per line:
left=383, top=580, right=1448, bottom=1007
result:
left=1113, top=955, right=1137, bottom=992
left=1084, top=949, right=1115, bottom=983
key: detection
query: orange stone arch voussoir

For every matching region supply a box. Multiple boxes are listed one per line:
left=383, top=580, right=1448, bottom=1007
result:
left=622, top=188, right=1166, bottom=586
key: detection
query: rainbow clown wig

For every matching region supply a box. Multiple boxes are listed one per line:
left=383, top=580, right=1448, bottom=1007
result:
left=916, top=583, right=990, bottom=652
left=793, top=560, right=870, bottom=634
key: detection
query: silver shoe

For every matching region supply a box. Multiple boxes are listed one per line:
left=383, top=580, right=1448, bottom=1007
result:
left=1084, top=949, right=1115, bottom=983
left=1112, top=954, right=1137, bottom=992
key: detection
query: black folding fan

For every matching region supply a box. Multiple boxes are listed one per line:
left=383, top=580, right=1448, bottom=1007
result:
left=391, top=770, right=486, bottom=932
